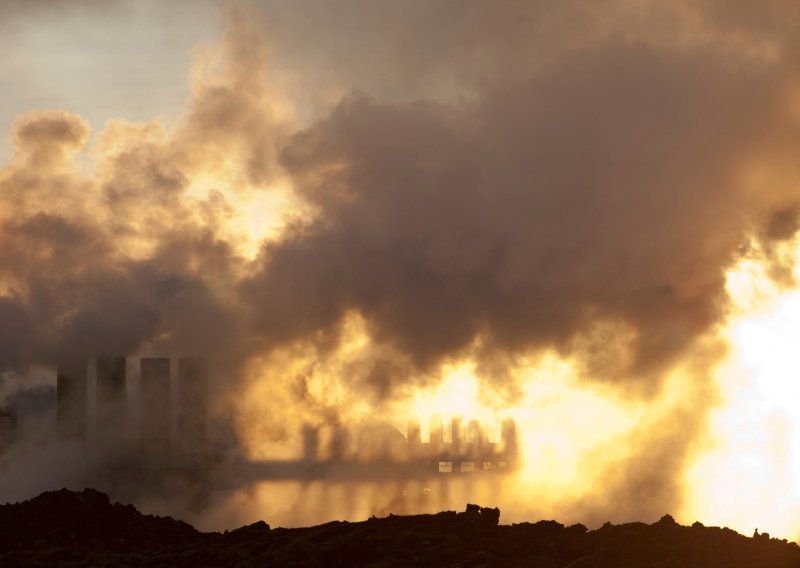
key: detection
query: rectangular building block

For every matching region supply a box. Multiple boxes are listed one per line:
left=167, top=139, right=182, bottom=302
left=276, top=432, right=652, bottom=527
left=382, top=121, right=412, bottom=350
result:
left=140, top=357, right=171, bottom=457
left=95, top=357, right=126, bottom=447
left=177, top=357, right=208, bottom=455
left=57, top=361, right=88, bottom=441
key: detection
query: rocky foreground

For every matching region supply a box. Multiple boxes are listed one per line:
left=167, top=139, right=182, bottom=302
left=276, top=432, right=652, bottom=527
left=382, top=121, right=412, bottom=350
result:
left=0, top=489, right=798, bottom=567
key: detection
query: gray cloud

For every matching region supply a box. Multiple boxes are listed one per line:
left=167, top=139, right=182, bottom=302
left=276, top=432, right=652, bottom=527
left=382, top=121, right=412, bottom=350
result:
left=246, top=42, right=794, bottom=386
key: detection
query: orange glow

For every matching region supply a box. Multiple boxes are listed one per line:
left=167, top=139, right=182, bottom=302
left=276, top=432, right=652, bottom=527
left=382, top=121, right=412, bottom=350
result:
left=684, top=237, right=800, bottom=539
left=186, top=173, right=302, bottom=260
left=404, top=357, right=644, bottom=483
left=232, top=239, right=800, bottom=535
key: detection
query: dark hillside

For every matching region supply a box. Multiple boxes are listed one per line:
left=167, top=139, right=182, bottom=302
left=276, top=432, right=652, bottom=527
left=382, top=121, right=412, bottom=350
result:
left=0, top=489, right=798, bottom=567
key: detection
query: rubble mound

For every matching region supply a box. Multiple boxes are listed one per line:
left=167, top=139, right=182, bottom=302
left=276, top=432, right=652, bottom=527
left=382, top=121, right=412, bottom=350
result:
left=0, top=488, right=199, bottom=549
left=1, top=489, right=799, bottom=567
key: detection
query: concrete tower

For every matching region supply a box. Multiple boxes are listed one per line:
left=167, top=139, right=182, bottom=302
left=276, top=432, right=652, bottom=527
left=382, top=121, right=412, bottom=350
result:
left=177, top=357, right=208, bottom=457
left=95, top=356, right=126, bottom=450
left=140, top=357, right=171, bottom=459
left=57, top=360, right=88, bottom=441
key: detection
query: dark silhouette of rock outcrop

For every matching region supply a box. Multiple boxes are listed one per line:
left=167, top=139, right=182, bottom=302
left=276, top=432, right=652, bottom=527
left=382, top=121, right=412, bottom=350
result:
left=0, top=489, right=798, bottom=567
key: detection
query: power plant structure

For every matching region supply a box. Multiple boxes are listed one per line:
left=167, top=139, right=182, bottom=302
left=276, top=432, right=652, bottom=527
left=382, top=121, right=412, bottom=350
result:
left=53, top=356, right=209, bottom=465
left=407, top=417, right=518, bottom=475
left=2, top=358, right=519, bottom=490
left=232, top=418, right=518, bottom=485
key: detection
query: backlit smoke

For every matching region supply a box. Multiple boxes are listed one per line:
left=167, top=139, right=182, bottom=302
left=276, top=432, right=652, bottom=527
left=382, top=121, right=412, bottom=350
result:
left=2, top=0, right=800, bottom=537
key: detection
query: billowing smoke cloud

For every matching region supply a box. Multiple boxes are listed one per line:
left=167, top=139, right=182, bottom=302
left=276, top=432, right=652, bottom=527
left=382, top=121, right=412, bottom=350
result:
left=248, top=45, right=778, bottom=386
left=2, top=0, right=800, bottom=529
left=0, top=108, right=241, bottom=369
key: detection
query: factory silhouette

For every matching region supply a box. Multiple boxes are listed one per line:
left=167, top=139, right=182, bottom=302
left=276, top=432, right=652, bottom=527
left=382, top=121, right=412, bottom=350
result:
left=0, top=358, right=519, bottom=496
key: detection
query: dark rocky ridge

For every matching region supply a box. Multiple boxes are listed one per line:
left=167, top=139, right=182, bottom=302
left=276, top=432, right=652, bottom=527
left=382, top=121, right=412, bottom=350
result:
left=0, top=489, right=798, bottom=567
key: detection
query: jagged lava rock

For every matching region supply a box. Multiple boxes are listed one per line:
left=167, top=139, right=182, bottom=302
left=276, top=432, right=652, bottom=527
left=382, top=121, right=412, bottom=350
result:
left=1, top=489, right=799, bottom=567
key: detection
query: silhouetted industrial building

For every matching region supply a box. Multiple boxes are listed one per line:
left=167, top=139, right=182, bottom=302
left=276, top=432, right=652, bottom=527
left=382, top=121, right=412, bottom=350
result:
left=302, top=425, right=320, bottom=462
left=329, top=425, right=349, bottom=461
left=96, top=357, right=126, bottom=449
left=430, top=415, right=444, bottom=448
left=177, top=357, right=208, bottom=456
left=140, top=357, right=171, bottom=459
left=57, top=360, right=88, bottom=441
left=52, top=356, right=210, bottom=462
left=406, top=419, right=421, bottom=446
left=501, top=418, right=518, bottom=464
left=405, top=417, right=519, bottom=475
left=48, top=357, right=518, bottom=487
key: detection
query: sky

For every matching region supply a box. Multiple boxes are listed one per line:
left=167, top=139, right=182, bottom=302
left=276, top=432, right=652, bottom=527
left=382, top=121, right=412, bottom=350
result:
left=0, top=1, right=221, bottom=161
left=2, top=0, right=800, bottom=536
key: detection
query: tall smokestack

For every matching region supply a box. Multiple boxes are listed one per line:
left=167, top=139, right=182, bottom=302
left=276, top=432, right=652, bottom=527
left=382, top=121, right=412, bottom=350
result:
left=407, top=419, right=421, bottom=444
left=406, top=418, right=422, bottom=462
left=140, top=358, right=171, bottom=460
left=467, top=419, right=487, bottom=459
left=177, top=357, right=208, bottom=458
left=328, top=424, right=349, bottom=461
left=57, top=360, right=88, bottom=442
left=430, top=415, right=443, bottom=449
left=95, top=357, right=126, bottom=451
left=450, top=418, right=463, bottom=457
left=501, top=418, right=518, bottom=467
left=302, top=424, right=319, bottom=462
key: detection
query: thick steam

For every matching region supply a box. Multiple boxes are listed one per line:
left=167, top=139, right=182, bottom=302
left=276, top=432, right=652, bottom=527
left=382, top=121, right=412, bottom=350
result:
left=1, top=0, right=800, bottom=533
